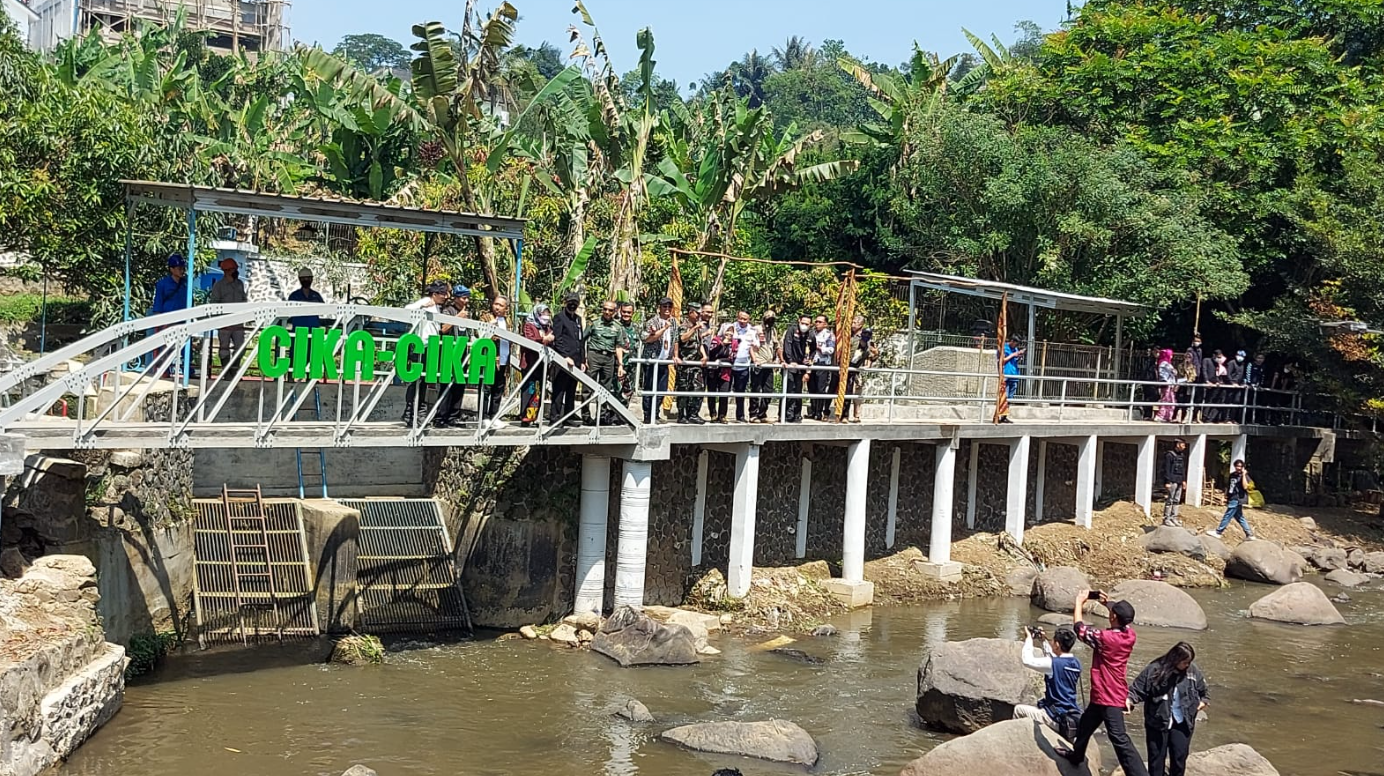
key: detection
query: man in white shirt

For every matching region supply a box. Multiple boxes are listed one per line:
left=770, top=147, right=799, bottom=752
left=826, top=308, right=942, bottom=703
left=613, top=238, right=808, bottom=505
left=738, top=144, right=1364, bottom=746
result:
left=480, top=295, right=512, bottom=426
left=729, top=310, right=760, bottom=422
left=207, top=256, right=248, bottom=373
left=401, top=282, right=451, bottom=426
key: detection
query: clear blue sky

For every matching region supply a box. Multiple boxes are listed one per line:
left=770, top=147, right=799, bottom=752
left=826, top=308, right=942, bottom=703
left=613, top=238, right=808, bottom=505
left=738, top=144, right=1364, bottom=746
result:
left=290, top=0, right=1071, bottom=89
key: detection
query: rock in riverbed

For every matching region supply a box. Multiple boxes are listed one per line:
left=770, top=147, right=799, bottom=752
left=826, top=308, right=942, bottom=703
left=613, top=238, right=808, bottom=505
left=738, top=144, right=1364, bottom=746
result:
left=661, top=720, right=818, bottom=766
left=1185, top=743, right=1280, bottom=775
left=1363, top=551, right=1384, bottom=574
left=1324, top=569, right=1369, bottom=588
left=1006, top=567, right=1038, bottom=596
left=1249, top=583, right=1346, bottom=625
left=1106, top=579, right=1207, bottom=630
left=1139, top=526, right=1206, bottom=559
left=616, top=699, right=653, bottom=723
left=915, top=638, right=1041, bottom=734
left=590, top=605, right=699, bottom=667
left=1226, top=541, right=1302, bottom=585
left=1199, top=533, right=1232, bottom=561
left=1031, top=567, right=1092, bottom=613
left=341, top=766, right=377, bottom=776
left=899, top=718, right=1094, bottom=776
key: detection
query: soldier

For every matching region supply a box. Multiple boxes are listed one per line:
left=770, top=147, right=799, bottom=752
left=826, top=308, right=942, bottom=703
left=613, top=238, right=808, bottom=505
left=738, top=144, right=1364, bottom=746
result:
left=674, top=303, right=708, bottom=424
left=584, top=300, right=630, bottom=424
left=618, top=301, right=638, bottom=404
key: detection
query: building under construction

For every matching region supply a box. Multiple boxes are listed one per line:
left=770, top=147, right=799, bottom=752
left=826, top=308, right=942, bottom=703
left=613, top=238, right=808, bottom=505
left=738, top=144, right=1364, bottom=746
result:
left=26, top=0, right=289, bottom=55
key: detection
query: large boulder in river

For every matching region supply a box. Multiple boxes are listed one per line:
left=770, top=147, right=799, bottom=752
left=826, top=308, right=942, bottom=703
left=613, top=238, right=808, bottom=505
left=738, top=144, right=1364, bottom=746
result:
left=591, top=605, right=699, bottom=667
left=1031, top=567, right=1092, bottom=613
left=661, top=720, right=818, bottom=766
left=1323, top=568, right=1370, bottom=588
left=915, top=638, right=1041, bottom=733
left=1108, top=580, right=1207, bottom=630
left=1185, top=743, right=1280, bottom=775
left=1138, top=526, right=1206, bottom=559
left=1248, top=582, right=1346, bottom=625
left=1363, top=551, right=1384, bottom=574
left=1006, top=567, right=1039, bottom=597
left=1199, top=533, right=1232, bottom=561
left=899, top=718, right=1094, bottom=776
left=1225, top=541, right=1302, bottom=585
left=1308, top=547, right=1348, bottom=571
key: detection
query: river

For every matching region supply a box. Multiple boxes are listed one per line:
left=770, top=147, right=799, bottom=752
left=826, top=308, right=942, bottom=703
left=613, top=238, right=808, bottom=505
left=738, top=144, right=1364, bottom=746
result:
left=62, top=580, right=1384, bottom=776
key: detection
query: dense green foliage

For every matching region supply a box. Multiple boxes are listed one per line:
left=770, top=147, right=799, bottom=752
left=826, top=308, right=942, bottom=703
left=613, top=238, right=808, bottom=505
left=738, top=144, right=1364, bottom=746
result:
left=2, top=2, right=1384, bottom=411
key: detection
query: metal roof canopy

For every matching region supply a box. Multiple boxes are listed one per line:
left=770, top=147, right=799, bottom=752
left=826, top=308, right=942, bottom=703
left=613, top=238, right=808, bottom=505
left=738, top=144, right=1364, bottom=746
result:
left=905, top=270, right=1146, bottom=318
left=121, top=180, right=526, bottom=239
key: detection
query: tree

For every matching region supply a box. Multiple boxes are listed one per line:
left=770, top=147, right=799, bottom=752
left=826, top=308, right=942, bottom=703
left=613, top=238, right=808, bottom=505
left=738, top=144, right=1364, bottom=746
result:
left=772, top=36, right=817, bottom=70
left=620, top=67, right=680, bottom=112
left=727, top=49, right=774, bottom=107
left=333, top=33, right=412, bottom=72
left=891, top=104, right=1246, bottom=335
left=507, top=41, right=564, bottom=79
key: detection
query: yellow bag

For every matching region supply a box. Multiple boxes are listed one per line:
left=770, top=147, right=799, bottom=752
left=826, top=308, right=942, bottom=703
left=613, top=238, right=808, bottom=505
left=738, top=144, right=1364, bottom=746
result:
left=1247, top=482, right=1265, bottom=508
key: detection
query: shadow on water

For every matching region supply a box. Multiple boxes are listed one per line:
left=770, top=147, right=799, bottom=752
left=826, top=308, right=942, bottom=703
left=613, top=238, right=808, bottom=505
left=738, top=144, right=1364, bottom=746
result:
left=69, top=582, right=1384, bottom=776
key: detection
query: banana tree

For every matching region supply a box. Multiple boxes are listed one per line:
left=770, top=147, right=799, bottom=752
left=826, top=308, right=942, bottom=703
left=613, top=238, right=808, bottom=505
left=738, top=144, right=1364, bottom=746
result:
left=838, top=44, right=958, bottom=163
left=651, top=88, right=857, bottom=306
left=304, top=1, right=521, bottom=294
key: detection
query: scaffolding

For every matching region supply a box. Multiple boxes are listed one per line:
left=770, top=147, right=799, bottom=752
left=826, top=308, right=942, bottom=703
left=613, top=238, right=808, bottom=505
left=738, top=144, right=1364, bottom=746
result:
left=30, top=0, right=289, bottom=54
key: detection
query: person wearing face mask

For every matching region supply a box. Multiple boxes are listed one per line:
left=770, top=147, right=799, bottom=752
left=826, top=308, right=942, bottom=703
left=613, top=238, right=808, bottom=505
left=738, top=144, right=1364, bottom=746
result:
left=549, top=292, right=587, bottom=427
left=808, top=315, right=836, bottom=421
left=846, top=315, right=878, bottom=423
left=479, top=295, right=515, bottom=427
left=401, top=281, right=452, bottom=427
left=727, top=310, right=760, bottom=422
left=1199, top=348, right=1220, bottom=422
left=749, top=310, right=780, bottom=423
left=518, top=303, right=555, bottom=427
left=1225, top=349, right=1246, bottom=423
left=433, top=284, right=475, bottom=428
left=1185, top=335, right=1205, bottom=422
left=1243, top=351, right=1266, bottom=423
left=781, top=315, right=812, bottom=422
left=583, top=300, right=631, bottom=424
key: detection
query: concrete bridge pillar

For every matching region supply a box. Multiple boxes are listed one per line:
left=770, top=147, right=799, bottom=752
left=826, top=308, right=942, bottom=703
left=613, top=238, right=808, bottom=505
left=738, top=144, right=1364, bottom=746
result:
left=1187, top=434, right=1208, bottom=507
left=1076, top=435, right=1098, bottom=528
left=1135, top=434, right=1157, bottom=518
left=885, top=445, right=901, bottom=549
left=964, top=441, right=979, bottom=529
left=690, top=450, right=709, bottom=567
left=614, top=459, right=653, bottom=609
left=727, top=443, right=761, bottom=599
left=923, top=438, right=962, bottom=582
left=1006, top=436, right=1031, bottom=543
left=824, top=439, right=874, bottom=607
left=575, top=454, right=611, bottom=616
left=795, top=450, right=811, bottom=559
left=842, top=439, right=870, bottom=582
left=1231, top=433, right=1248, bottom=465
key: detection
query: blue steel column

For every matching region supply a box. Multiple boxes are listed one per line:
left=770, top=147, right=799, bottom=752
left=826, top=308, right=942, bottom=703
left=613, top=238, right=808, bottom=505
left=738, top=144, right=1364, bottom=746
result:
left=183, top=208, right=196, bottom=387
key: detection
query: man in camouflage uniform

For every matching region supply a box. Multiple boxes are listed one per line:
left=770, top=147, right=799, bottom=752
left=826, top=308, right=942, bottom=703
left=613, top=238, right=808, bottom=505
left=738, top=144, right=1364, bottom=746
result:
left=618, top=301, right=638, bottom=404
left=583, top=300, right=631, bottom=424
left=675, top=303, right=708, bottom=424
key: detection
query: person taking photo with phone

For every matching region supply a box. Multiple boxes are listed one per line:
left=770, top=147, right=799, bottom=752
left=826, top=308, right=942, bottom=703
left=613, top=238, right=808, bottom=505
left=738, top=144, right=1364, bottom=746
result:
left=1013, top=625, right=1084, bottom=740
left=1058, top=590, right=1148, bottom=776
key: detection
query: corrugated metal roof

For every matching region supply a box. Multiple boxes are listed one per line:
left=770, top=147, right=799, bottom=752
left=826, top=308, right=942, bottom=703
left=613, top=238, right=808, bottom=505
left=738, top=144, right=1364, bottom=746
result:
left=906, top=270, right=1146, bottom=317
left=121, top=180, right=525, bottom=240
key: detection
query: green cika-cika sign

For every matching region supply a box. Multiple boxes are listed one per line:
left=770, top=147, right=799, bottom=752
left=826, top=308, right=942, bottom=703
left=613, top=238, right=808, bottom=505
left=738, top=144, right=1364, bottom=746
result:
left=256, top=325, right=497, bottom=384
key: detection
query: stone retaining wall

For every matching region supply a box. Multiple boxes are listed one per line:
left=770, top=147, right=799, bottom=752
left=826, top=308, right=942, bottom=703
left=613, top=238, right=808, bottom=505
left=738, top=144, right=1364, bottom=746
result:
left=0, top=556, right=127, bottom=776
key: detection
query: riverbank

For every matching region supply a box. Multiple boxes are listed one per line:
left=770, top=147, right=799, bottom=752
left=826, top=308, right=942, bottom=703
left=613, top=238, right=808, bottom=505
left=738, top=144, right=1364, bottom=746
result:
left=689, top=500, right=1384, bottom=634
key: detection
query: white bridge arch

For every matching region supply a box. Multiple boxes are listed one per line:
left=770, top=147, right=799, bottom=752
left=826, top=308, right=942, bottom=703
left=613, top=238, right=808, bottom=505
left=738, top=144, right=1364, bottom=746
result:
left=0, top=303, right=640, bottom=449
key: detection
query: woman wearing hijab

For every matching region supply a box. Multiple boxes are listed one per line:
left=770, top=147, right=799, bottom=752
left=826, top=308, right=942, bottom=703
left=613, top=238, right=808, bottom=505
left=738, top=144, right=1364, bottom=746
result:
left=1155, top=349, right=1179, bottom=422
left=1128, top=642, right=1208, bottom=776
left=519, top=303, right=555, bottom=427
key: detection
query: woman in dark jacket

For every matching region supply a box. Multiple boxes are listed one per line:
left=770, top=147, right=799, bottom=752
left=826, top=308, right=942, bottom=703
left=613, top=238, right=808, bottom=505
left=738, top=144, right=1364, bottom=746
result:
left=1128, top=642, right=1208, bottom=776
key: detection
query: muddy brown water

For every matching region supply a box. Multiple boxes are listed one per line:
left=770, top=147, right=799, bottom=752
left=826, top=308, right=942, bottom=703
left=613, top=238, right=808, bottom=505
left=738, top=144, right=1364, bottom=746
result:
left=63, top=581, right=1384, bottom=776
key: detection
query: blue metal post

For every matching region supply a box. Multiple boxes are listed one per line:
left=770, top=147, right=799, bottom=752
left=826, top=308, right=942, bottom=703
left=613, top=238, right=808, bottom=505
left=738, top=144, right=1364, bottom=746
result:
left=183, top=209, right=196, bottom=387
left=514, top=237, right=524, bottom=306
left=122, top=206, right=132, bottom=323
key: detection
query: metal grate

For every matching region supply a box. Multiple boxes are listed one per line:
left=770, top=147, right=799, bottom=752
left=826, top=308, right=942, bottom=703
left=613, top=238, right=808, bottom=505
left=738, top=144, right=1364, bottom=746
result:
left=339, top=499, right=471, bottom=634
left=192, top=497, right=319, bottom=645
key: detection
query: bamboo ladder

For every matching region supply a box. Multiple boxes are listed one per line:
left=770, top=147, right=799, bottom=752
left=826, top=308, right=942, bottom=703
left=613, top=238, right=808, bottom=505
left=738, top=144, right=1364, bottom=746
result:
left=221, top=485, right=283, bottom=643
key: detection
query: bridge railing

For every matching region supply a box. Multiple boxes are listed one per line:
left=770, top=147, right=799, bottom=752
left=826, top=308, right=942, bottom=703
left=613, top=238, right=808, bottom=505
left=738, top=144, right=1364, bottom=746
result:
left=628, top=357, right=1338, bottom=429
left=0, top=303, right=638, bottom=447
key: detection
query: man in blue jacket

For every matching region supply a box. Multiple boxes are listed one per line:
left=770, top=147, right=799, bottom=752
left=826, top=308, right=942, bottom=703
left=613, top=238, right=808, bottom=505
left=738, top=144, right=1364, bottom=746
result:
left=149, top=254, right=189, bottom=375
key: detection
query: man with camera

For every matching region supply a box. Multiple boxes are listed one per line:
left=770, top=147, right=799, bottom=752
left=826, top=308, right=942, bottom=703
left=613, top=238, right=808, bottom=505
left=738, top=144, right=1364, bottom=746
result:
left=1059, top=589, right=1148, bottom=776
left=1014, top=625, right=1084, bottom=740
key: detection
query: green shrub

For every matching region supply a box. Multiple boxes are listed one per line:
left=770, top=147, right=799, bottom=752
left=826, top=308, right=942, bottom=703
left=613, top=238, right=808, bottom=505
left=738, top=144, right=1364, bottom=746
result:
left=330, top=634, right=385, bottom=665
left=125, top=630, right=179, bottom=679
left=0, top=294, right=92, bottom=326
